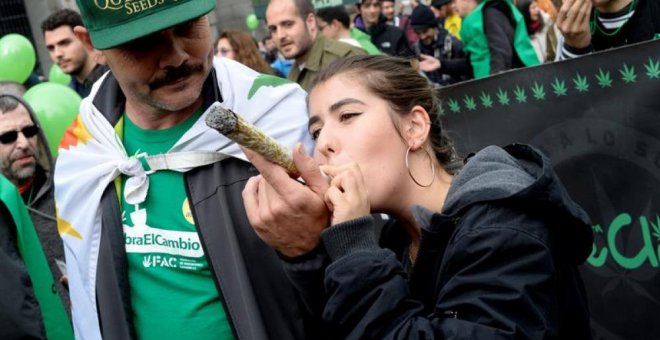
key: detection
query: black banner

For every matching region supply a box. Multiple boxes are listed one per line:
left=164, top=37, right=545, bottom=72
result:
left=439, top=40, right=660, bottom=340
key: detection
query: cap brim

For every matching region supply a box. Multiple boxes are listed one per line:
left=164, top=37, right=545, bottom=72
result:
left=89, top=0, right=215, bottom=50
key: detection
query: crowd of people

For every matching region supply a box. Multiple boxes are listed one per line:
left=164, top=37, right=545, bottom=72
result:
left=0, top=0, right=658, bottom=338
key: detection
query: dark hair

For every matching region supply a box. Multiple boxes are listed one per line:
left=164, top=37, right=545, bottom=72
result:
left=516, top=0, right=544, bottom=35
left=293, top=0, right=316, bottom=18
left=310, top=55, right=462, bottom=174
left=41, top=8, right=83, bottom=33
left=218, top=30, right=276, bottom=75
left=316, top=6, right=351, bottom=29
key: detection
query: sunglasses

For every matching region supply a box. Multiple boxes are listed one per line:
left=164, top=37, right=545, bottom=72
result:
left=0, top=125, right=39, bottom=144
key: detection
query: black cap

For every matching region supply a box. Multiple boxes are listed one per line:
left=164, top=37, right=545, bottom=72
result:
left=410, top=5, right=438, bottom=30
left=431, top=0, right=452, bottom=8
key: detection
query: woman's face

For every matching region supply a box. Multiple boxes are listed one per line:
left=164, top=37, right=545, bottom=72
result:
left=215, top=38, right=236, bottom=60
left=308, top=74, right=410, bottom=210
left=529, top=2, right=540, bottom=21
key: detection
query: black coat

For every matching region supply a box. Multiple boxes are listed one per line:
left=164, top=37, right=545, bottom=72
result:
left=285, top=144, right=593, bottom=339
left=362, top=15, right=416, bottom=58
left=0, top=197, right=46, bottom=339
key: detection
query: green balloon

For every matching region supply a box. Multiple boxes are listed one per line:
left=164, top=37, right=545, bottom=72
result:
left=246, top=14, right=259, bottom=31
left=24, top=82, right=81, bottom=157
left=0, top=34, right=36, bottom=84
left=48, top=64, right=72, bottom=85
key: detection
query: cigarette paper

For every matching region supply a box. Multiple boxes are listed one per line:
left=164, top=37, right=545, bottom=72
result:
left=205, top=103, right=297, bottom=174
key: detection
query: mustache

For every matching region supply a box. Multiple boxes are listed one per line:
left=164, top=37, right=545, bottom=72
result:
left=149, top=63, right=204, bottom=90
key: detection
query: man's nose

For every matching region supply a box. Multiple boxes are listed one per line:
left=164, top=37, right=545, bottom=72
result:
left=158, top=30, right=189, bottom=69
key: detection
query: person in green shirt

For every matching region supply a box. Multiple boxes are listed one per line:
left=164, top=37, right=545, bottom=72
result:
left=266, top=0, right=366, bottom=91
left=55, top=0, right=323, bottom=339
left=316, top=5, right=381, bottom=55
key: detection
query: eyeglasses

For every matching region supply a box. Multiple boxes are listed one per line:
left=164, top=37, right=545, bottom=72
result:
left=0, top=125, right=39, bottom=144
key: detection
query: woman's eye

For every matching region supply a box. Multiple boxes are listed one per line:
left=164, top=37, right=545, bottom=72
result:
left=340, top=112, right=359, bottom=121
left=310, top=129, right=321, bottom=141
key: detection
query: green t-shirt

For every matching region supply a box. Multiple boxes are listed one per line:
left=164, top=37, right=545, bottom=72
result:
left=121, top=110, right=234, bottom=340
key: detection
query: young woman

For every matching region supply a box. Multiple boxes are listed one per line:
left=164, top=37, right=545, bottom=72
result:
left=242, top=55, right=593, bottom=339
left=215, top=29, right=276, bottom=75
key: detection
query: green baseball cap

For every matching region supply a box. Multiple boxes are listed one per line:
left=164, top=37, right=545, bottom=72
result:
left=76, top=0, right=216, bottom=50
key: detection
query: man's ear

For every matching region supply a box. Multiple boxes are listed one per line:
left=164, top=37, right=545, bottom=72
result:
left=74, top=26, right=107, bottom=65
left=404, top=105, right=432, bottom=151
left=306, top=13, right=318, bottom=37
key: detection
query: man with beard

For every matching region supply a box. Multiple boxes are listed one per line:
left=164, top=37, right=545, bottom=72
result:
left=266, top=0, right=365, bottom=90
left=556, top=0, right=660, bottom=60
left=0, top=94, right=70, bottom=316
left=42, top=9, right=108, bottom=98
left=354, top=0, right=416, bottom=57
left=410, top=4, right=467, bottom=85
left=54, top=0, right=324, bottom=338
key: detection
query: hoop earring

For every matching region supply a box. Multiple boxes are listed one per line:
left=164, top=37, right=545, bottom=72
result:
left=405, top=146, right=435, bottom=188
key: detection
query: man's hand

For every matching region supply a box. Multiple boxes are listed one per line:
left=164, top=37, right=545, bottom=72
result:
left=556, top=0, right=593, bottom=49
left=242, top=144, right=330, bottom=257
left=419, top=54, right=441, bottom=72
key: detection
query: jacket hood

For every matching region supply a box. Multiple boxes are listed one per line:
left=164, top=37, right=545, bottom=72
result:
left=441, top=144, right=593, bottom=263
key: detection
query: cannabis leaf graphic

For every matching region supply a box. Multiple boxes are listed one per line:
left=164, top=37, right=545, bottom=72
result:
left=479, top=92, right=493, bottom=108
left=447, top=98, right=460, bottom=113
left=463, top=95, right=477, bottom=110
left=619, top=63, right=637, bottom=84
left=595, top=68, right=613, bottom=88
left=573, top=73, right=590, bottom=92
left=438, top=102, right=446, bottom=116
left=496, top=88, right=510, bottom=106
left=644, top=58, right=660, bottom=79
left=651, top=216, right=660, bottom=242
left=514, top=86, right=527, bottom=103
left=247, top=74, right=292, bottom=99
left=531, top=82, right=546, bottom=100
left=552, top=78, right=567, bottom=96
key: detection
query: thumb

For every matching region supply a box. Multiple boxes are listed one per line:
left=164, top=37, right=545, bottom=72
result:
left=293, top=143, right=329, bottom=196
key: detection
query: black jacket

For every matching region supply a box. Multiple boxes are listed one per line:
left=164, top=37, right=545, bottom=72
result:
left=562, top=0, right=660, bottom=58
left=0, top=195, right=46, bottom=339
left=359, top=15, right=416, bottom=58
left=415, top=27, right=468, bottom=85
left=285, top=144, right=593, bottom=339
left=92, top=70, right=323, bottom=340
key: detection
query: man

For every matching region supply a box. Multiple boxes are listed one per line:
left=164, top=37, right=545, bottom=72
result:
left=0, top=96, right=73, bottom=340
left=354, top=0, right=416, bottom=57
left=41, top=9, right=108, bottom=98
left=316, top=5, right=381, bottom=55
left=0, top=94, right=70, bottom=314
left=410, top=4, right=467, bottom=85
left=266, top=0, right=365, bottom=90
left=55, top=0, right=322, bottom=339
left=556, top=0, right=660, bottom=60
left=382, top=0, right=417, bottom=42
left=431, top=0, right=463, bottom=39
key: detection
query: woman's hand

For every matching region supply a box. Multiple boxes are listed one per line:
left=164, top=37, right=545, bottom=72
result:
left=320, top=162, right=371, bottom=226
